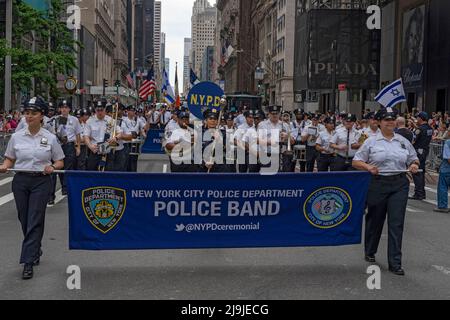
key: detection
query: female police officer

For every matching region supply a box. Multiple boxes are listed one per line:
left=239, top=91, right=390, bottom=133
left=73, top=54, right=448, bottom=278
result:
left=353, top=107, right=420, bottom=276
left=0, top=97, right=65, bottom=280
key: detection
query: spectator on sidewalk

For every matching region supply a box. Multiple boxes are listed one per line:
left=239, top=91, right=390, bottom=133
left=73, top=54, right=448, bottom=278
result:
left=434, top=135, right=450, bottom=213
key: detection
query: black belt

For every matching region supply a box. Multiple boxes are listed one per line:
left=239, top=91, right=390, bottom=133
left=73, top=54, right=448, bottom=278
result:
left=373, top=173, right=406, bottom=181
left=16, top=172, right=48, bottom=177
left=337, top=155, right=354, bottom=160
left=320, top=153, right=335, bottom=157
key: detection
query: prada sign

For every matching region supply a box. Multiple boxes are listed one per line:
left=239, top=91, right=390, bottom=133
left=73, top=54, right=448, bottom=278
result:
left=312, top=63, right=378, bottom=76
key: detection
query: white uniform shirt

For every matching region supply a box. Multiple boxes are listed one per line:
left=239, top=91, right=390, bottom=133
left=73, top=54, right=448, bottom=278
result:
left=166, top=128, right=193, bottom=162
left=148, top=111, right=160, bottom=125
left=258, top=120, right=290, bottom=154
left=160, top=111, right=172, bottom=126
left=5, top=128, right=65, bottom=171
left=16, top=116, right=52, bottom=132
left=362, top=127, right=381, bottom=138
left=331, top=127, right=361, bottom=158
left=234, top=114, right=246, bottom=128
left=55, top=115, right=82, bottom=143
left=354, top=132, right=418, bottom=176
left=291, top=120, right=310, bottom=141
left=317, top=130, right=336, bottom=154
left=85, top=115, right=122, bottom=145
left=301, top=125, right=320, bottom=147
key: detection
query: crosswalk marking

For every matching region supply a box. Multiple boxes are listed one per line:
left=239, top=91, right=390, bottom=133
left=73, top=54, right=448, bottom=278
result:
left=0, top=177, right=13, bottom=187
left=407, top=206, right=422, bottom=213
left=0, top=192, right=14, bottom=207
left=54, top=190, right=66, bottom=204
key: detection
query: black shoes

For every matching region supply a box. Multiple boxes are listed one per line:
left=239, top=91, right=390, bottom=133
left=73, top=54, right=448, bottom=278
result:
left=47, top=200, right=55, bottom=207
left=365, top=256, right=376, bottom=263
left=389, top=267, right=405, bottom=276
left=62, top=190, right=68, bottom=196
left=409, top=195, right=425, bottom=201
left=22, top=264, right=34, bottom=280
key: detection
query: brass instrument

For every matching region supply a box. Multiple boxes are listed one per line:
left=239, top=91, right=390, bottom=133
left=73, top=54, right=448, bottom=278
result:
left=283, top=116, right=294, bottom=157
left=98, top=103, right=120, bottom=172
left=358, top=132, right=369, bottom=145
left=207, top=96, right=227, bottom=173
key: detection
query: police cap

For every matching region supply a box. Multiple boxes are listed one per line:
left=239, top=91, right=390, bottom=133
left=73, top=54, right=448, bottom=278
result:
left=343, top=113, right=357, bottom=122
left=375, top=107, right=399, bottom=121
left=178, top=111, right=190, bottom=119
left=24, top=97, right=48, bottom=115
left=59, top=100, right=72, bottom=109
left=205, top=108, right=220, bottom=120
left=245, top=110, right=256, bottom=118
left=268, top=105, right=282, bottom=114
left=416, top=111, right=429, bottom=122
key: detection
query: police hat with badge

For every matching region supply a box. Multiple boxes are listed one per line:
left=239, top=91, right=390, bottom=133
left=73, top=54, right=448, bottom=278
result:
left=225, top=113, right=235, bottom=122
left=178, top=111, right=191, bottom=120
left=363, top=112, right=376, bottom=120
left=204, top=108, right=220, bottom=120
left=374, top=107, right=399, bottom=121
left=268, top=105, right=282, bottom=114
left=75, top=108, right=91, bottom=118
left=342, top=113, right=357, bottom=122
left=127, top=105, right=137, bottom=113
left=23, top=97, right=49, bottom=115
left=416, top=111, right=429, bottom=122
left=58, top=100, right=72, bottom=110
left=245, top=110, right=257, bottom=118
left=95, top=99, right=108, bottom=110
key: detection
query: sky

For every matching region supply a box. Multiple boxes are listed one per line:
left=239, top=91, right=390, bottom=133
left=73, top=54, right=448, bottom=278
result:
left=161, top=0, right=216, bottom=91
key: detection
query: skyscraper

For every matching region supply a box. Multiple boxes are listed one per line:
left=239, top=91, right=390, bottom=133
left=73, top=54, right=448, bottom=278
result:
left=134, top=0, right=155, bottom=71
left=154, top=1, right=161, bottom=75
left=183, top=38, right=192, bottom=94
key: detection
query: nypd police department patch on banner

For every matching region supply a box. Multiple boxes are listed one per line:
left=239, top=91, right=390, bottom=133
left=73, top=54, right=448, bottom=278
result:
left=82, top=187, right=127, bottom=234
left=304, top=187, right=352, bottom=229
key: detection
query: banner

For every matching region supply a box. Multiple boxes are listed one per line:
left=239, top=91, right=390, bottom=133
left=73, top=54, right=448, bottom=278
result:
left=142, top=130, right=165, bottom=154
left=67, top=172, right=371, bottom=250
left=187, top=82, right=225, bottom=120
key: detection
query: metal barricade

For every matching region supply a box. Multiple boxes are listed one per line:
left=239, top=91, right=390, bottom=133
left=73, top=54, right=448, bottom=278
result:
left=427, top=141, right=444, bottom=172
left=0, top=132, right=12, bottom=162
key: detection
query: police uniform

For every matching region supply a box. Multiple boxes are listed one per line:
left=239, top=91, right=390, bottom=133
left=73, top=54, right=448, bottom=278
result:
left=49, top=101, right=82, bottom=202
left=330, top=114, right=360, bottom=171
left=236, top=110, right=259, bottom=173
left=258, top=106, right=292, bottom=173
left=301, top=115, right=320, bottom=172
left=201, top=109, right=229, bottom=173
left=75, top=108, right=91, bottom=170
left=222, top=113, right=237, bottom=173
left=159, top=107, right=172, bottom=128
left=123, top=106, right=146, bottom=172
left=411, top=112, right=433, bottom=200
left=353, top=108, right=419, bottom=276
left=84, top=101, right=123, bottom=171
left=1, top=97, right=65, bottom=280
left=148, top=108, right=161, bottom=129
left=166, top=111, right=196, bottom=172
left=291, top=110, right=310, bottom=172
left=316, top=118, right=336, bottom=172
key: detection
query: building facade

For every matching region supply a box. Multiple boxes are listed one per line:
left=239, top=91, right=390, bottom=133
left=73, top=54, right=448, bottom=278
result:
left=183, top=38, right=192, bottom=94
left=154, top=1, right=161, bottom=76
left=134, top=0, right=154, bottom=71
left=191, top=0, right=217, bottom=78
left=114, top=0, right=129, bottom=86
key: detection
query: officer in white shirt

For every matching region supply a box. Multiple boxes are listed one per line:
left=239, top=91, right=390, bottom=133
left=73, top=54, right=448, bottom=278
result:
left=159, top=105, right=172, bottom=128
left=75, top=108, right=91, bottom=170
left=147, top=105, right=160, bottom=129
left=0, top=97, right=65, bottom=280
left=316, top=117, right=336, bottom=172
left=236, top=110, right=257, bottom=173
left=330, top=113, right=362, bottom=171
left=123, top=106, right=146, bottom=172
left=48, top=100, right=82, bottom=204
left=301, top=114, right=321, bottom=172
left=353, top=107, right=420, bottom=276
left=84, top=100, right=123, bottom=171
left=165, top=111, right=196, bottom=172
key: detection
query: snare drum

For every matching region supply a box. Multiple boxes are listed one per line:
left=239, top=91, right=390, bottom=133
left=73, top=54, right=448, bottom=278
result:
left=294, top=145, right=307, bottom=162
left=129, top=139, right=143, bottom=156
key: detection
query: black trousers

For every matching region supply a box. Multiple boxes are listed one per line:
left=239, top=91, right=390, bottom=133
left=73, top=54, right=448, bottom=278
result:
left=12, top=174, right=52, bottom=265
left=112, top=146, right=129, bottom=172
left=306, top=146, right=318, bottom=172
left=76, top=145, right=88, bottom=171
left=87, top=151, right=115, bottom=172
left=50, top=143, right=76, bottom=199
left=331, top=155, right=354, bottom=172
left=238, top=152, right=261, bottom=173
left=412, top=153, right=428, bottom=198
left=317, top=154, right=336, bottom=172
left=365, top=174, right=409, bottom=269
left=127, top=155, right=139, bottom=172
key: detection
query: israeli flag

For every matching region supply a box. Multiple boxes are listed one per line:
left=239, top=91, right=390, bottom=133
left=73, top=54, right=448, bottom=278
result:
left=190, top=68, right=200, bottom=86
left=162, top=68, right=175, bottom=105
left=375, top=78, right=407, bottom=108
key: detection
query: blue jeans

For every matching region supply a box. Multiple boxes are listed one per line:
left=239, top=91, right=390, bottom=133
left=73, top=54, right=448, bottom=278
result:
left=437, top=172, right=450, bottom=209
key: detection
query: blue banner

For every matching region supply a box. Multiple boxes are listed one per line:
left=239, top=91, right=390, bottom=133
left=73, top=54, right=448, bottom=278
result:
left=187, top=82, right=225, bottom=120
left=67, top=172, right=371, bottom=250
left=142, top=130, right=165, bottom=154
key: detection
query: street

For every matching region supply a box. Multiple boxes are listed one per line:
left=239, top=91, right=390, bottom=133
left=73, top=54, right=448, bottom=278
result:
left=0, top=154, right=449, bottom=300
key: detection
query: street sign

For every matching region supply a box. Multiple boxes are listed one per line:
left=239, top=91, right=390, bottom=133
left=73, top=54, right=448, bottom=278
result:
left=187, top=82, right=224, bottom=120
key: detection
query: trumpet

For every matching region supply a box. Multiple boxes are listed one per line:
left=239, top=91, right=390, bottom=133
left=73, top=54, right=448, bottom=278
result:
left=282, top=117, right=294, bottom=156
left=358, top=132, right=369, bottom=145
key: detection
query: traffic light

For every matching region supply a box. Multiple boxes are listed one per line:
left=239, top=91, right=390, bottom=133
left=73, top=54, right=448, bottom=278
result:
left=115, top=80, right=121, bottom=87
left=103, top=79, right=109, bottom=88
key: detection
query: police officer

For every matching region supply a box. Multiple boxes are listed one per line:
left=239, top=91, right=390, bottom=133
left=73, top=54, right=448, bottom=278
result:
left=123, top=105, right=146, bottom=172
left=236, top=110, right=257, bottom=173
left=75, top=108, right=91, bottom=170
left=48, top=100, right=82, bottom=205
left=353, top=107, right=420, bottom=276
left=330, top=113, right=361, bottom=171
left=301, top=114, right=321, bottom=172
left=258, top=106, right=294, bottom=173
left=316, top=117, right=336, bottom=172
left=410, top=111, right=433, bottom=200
left=165, top=111, right=196, bottom=172
left=223, top=113, right=237, bottom=173
left=0, top=97, right=65, bottom=280
left=291, top=110, right=309, bottom=172
left=84, top=100, right=123, bottom=171
left=201, top=109, right=228, bottom=173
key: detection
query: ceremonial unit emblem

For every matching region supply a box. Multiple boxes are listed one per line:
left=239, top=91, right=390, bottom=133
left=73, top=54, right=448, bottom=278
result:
left=304, top=187, right=352, bottom=229
left=82, top=187, right=127, bottom=234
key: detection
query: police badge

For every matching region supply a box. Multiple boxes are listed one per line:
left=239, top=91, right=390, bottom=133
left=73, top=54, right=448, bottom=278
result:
left=82, top=187, right=127, bottom=234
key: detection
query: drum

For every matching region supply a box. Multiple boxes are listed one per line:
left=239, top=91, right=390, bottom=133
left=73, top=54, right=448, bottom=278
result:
left=129, top=139, right=143, bottom=156
left=294, top=145, right=307, bottom=162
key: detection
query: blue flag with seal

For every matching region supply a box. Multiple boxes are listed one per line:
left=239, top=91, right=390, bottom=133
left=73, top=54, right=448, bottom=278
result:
left=187, top=82, right=224, bottom=120
left=67, top=172, right=371, bottom=250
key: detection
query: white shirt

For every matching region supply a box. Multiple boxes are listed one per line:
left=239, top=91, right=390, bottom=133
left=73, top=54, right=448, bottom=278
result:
left=16, top=116, right=52, bottom=132
left=160, top=111, right=172, bottom=126
left=5, top=128, right=65, bottom=171
left=234, top=114, right=246, bottom=128
left=54, top=115, right=82, bottom=143
left=85, top=115, right=122, bottom=145
left=258, top=120, right=290, bottom=154
left=331, top=128, right=361, bottom=158
left=354, top=132, right=418, bottom=176
left=317, top=130, right=336, bottom=154
left=166, top=128, right=193, bottom=162
left=301, top=125, right=320, bottom=147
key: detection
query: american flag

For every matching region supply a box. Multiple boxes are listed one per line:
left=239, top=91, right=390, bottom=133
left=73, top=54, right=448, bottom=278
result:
left=139, top=67, right=156, bottom=100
